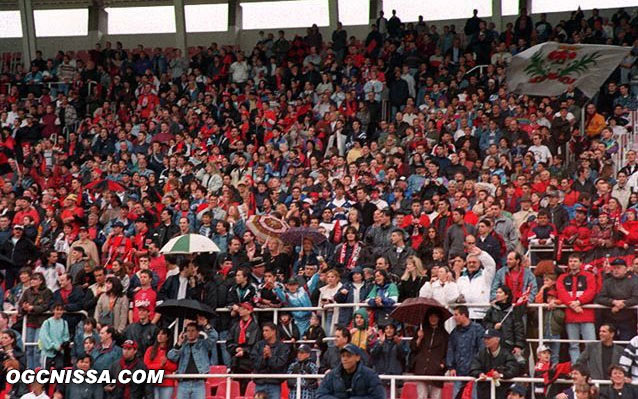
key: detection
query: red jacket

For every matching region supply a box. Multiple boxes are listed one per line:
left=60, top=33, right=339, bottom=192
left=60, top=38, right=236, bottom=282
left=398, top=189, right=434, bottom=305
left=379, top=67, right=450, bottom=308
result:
left=556, top=270, right=597, bottom=323
left=560, top=220, right=593, bottom=252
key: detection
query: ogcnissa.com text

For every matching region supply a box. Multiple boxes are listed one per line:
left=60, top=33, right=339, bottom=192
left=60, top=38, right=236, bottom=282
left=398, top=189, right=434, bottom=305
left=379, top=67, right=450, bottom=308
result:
left=6, top=369, right=165, bottom=385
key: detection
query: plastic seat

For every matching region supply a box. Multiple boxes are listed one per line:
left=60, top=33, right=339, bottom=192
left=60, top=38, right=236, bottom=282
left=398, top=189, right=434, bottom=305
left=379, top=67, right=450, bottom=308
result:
left=236, top=381, right=256, bottom=399
left=400, top=382, right=418, bottom=399
left=280, top=381, right=289, bottom=399
left=441, top=382, right=454, bottom=399
left=205, top=366, right=229, bottom=397
left=211, top=380, right=240, bottom=399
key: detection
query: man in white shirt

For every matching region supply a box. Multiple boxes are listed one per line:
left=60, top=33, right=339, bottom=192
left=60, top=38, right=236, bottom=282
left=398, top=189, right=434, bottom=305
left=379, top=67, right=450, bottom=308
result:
left=229, top=53, right=250, bottom=84
left=528, top=134, right=553, bottom=165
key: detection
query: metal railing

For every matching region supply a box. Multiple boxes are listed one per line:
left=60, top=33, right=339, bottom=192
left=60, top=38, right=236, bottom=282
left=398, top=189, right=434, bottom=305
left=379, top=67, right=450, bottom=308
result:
left=163, top=373, right=614, bottom=399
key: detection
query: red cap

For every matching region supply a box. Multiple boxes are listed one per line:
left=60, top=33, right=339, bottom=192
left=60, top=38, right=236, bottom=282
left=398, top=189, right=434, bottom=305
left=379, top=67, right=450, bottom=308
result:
left=122, top=340, right=138, bottom=350
left=240, top=302, right=254, bottom=312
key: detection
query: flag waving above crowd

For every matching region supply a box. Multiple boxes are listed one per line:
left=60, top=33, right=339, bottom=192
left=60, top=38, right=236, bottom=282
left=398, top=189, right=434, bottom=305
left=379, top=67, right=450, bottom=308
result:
left=507, top=42, right=630, bottom=97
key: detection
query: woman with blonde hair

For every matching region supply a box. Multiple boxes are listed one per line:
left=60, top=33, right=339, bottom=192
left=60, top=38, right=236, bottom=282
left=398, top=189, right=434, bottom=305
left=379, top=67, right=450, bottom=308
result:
left=398, top=256, right=427, bottom=302
left=196, top=162, right=223, bottom=194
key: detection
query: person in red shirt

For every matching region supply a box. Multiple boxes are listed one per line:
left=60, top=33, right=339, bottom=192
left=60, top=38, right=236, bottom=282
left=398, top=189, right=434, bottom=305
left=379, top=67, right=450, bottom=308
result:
left=60, top=194, right=84, bottom=234
left=555, top=254, right=598, bottom=363
left=12, top=196, right=40, bottom=226
left=129, top=269, right=159, bottom=325
left=147, top=243, right=167, bottom=290
left=137, top=84, right=159, bottom=120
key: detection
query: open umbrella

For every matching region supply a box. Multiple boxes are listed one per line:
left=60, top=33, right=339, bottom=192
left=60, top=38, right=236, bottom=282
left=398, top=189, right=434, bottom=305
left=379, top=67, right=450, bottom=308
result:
left=389, top=297, right=453, bottom=326
left=246, top=215, right=289, bottom=242
left=85, top=179, right=125, bottom=192
left=160, top=234, right=220, bottom=255
left=280, top=226, right=327, bottom=246
left=156, top=299, right=217, bottom=319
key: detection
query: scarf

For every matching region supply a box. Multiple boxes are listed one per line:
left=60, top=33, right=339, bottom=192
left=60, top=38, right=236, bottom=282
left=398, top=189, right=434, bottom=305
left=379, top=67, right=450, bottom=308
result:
left=118, top=357, right=140, bottom=399
left=238, top=317, right=252, bottom=345
left=339, top=242, right=361, bottom=270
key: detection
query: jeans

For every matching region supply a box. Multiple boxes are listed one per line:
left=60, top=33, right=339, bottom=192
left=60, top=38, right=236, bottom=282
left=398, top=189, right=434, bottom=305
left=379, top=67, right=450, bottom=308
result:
left=154, top=386, right=174, bottom=399
left=177, top=380, right=205, bottom=399
left=543, top=323, right=561, bottom=365
left=255, top=383, right=281, bottom=399
left=565, top=322, right=596, bottom=363
left=26, top=327, right=41, bottom=370
left=218, top=330, right=231, bottom=367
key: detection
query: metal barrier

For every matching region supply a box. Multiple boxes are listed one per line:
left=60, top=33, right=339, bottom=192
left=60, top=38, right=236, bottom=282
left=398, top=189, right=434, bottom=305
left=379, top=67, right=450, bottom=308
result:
left=164, top=373, right=613, bottom=399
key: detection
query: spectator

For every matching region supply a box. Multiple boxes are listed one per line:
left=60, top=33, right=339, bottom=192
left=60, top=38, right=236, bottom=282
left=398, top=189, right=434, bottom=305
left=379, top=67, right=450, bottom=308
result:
left=95, top=276, right=129, bottom=335
left=227, top=303, right=260, bottom=377
left=577, top=324, right=623, bottom=381
left=410, top=309, right=449, bottom=399
left=104, top=340, right=153, bottom=399
left=286, top=344, right=318, bottom=399
left=168, top=322, right=217, bottom=399
left=91, top=326, right=122, bottom=373
left=0, top=224, right=38, bottom=288
left=53, top=355, right=103, bottom=399
left=317, top=344, right=385, bottom=399
left=491, top=251, right=538, bottom=302
left=366, top=270, right=399, bottom=327
left=369, top=322, right=408, bottom=379
left=595, top=258, right=638, bottom=340
left=469, top=329, right=520, bottom=399
left=38, top=302, right=70, bottom=369
left=52, top=273, right=85, bottom=335
left=143, top=328, right=178, bottom=399
left=251, top=322, right=291, bottom=399
left=456, top=238, right=496, bottom=321
left=446, top=306, right=485, bottom=399
left=600, top=365, right=636, bottom=399
left=556, top=254, right=598, bottom=363
left=18, top=272, right=52, bottom=369
left=124, top=306, right=158, bottom=358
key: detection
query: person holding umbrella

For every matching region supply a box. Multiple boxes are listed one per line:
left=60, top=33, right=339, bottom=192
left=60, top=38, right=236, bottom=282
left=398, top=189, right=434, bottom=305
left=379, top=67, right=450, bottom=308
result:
left=167, top=321, right=218, bottom=399
left=410, top=309, right=449, bottom=399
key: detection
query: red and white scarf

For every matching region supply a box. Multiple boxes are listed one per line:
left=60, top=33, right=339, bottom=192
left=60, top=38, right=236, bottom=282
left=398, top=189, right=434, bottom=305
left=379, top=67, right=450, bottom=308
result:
left=339, top=242, right=361, bottom=270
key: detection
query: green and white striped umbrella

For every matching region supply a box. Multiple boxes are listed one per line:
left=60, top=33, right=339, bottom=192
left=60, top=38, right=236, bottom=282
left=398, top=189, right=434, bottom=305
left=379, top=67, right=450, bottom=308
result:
left=160, top=234, right=221, bottom=255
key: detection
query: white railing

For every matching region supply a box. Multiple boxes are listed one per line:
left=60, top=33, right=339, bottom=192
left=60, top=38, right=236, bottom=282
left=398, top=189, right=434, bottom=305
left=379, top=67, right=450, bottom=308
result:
left=163, top=373, right=614, bottom=399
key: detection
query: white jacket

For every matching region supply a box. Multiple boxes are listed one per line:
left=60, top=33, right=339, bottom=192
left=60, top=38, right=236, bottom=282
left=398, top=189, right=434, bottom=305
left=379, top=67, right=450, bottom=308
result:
left=419, top=280, right=459, bottom=305
left=456, top=250, right=496, bottom=319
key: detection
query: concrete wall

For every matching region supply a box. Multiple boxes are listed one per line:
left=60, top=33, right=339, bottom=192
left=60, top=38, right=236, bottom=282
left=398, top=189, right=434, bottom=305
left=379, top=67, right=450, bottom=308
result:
left=0, top=6, right=633, bottom=59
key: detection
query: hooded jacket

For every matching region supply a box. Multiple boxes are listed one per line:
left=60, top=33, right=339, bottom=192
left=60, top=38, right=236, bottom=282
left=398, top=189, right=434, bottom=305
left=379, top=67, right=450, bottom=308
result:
left=483, top=301, right=526, bottom=351
left=350, top=308, right=371, bottom=350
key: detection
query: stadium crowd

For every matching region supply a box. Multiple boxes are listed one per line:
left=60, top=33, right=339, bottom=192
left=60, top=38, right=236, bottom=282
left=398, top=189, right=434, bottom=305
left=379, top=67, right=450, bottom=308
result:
left=1, top=4, right=638, bottom=399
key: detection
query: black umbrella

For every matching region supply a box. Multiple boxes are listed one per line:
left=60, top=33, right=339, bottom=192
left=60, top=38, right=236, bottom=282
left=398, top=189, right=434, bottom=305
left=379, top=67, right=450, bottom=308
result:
left=155, top=299, right=217, bottom=320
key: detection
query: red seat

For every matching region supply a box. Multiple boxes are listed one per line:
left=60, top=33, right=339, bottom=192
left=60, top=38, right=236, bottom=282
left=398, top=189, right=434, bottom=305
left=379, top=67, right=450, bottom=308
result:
left=441, top=382, right=454, bottom=399
left=400, top=382, right=418, bottom=399
left=280, top=381, right=289, bottom=399
left=236, top=381, right=256, bottom=399
left=211, top=380, right=240, bottom=399
left=205, top=366, right=228, bottom=398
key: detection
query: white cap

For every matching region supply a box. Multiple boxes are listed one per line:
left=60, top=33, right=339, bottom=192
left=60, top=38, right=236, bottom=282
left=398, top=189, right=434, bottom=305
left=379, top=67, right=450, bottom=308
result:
left=536, top=345, right=552, bottom=355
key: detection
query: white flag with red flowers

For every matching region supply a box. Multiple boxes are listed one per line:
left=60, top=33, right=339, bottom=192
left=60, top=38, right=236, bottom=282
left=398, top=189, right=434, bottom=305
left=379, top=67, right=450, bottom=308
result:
left=506, top=42, right=629, bottom=98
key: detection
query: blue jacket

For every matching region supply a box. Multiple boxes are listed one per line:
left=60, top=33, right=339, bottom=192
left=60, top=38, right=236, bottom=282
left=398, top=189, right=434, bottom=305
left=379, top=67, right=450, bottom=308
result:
left=490, top=267, right=538, bottom=301
left=445, top=321, right=485, bottom=376
left=167, top=327, right=218, bottom=374
left=369, top=338, right=409, bottom=375
left=92, top=344, right=123, bottom=372
left=317, top=361, right=385, bottom=399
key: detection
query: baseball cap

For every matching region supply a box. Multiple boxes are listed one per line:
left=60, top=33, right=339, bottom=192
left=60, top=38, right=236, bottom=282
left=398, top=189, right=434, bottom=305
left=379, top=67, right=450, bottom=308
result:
left=122, top=340, right=138, bottom=350
left=13, top=225, right=24, bottom=230
left=611, top=258, right=627, bottom=267
left=340, top=343, right=362, bottom=356
left=483, top=328, right=501, bottom=339
left=507, top=384, right=526, bottom=396
left=297, top=344, right=312, bottom=353
left=536, top=344, right=552, bottom=354
left=113, top=221, right=125, bottom=228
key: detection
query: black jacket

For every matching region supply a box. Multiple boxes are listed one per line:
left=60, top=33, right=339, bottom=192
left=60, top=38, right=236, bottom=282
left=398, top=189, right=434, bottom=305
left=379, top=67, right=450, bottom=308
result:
left=227, top=316, right=260, bottom=373
left=250, top=340, right=291, bottom=385
left=52, top=286, right=86, bottom=331
left=596, top=276, right=638, bottom=321
left=107, top=358, right=153, bottom=399
left=470, top=346, right=520, bottom=399
left=124, top=322, right=159, bottom=357
left=483, top=303, right=526, bottom=351
left=151, top=223, right=179, bottom=248
left=545, top=205, right=570, bottom=232
left=158, top=274, right=194, bottom=301
left=0, top=236, right=38, bottom=268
